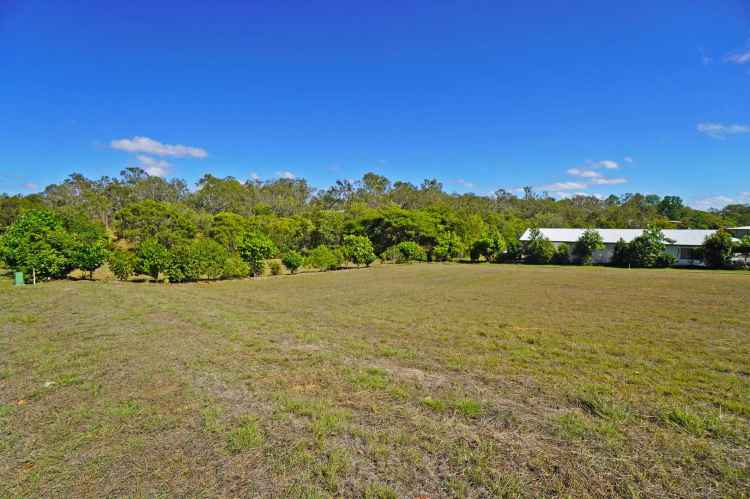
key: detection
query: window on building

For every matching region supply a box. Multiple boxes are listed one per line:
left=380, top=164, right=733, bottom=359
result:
left=679, top=247, right=695, bottom=260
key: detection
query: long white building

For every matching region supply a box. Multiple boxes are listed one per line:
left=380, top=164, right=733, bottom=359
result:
left=520, top=228, right=744, bottom=265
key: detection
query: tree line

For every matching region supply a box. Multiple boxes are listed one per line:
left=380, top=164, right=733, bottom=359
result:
left=1, top=168, right=749, bottom=282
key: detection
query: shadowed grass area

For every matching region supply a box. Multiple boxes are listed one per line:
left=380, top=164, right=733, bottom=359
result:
left=0, top=263, right=748, bottom=497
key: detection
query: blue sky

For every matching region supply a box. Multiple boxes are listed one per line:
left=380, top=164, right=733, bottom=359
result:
left=1, top=0, right=749, bottom=209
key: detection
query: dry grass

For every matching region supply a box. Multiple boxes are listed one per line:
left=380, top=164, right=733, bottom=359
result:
left=1, top=263, right=748, bottom=497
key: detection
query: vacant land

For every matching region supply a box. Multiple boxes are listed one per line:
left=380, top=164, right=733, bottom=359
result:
left=1, top=264, right=748, bottom=497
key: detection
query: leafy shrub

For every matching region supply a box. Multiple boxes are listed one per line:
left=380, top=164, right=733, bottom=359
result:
left=654, top=252, right=677, bottom=268
left=222, top=255, right=250, bottom=279
left=237, top=231, right=278, bottom=276
left=432, top=231, right=465, bottom=261
left=396, top=241, right=427, bottom=263
left=192, top=239, right=228, bottom=279
left=380, top=245, right=402, bottom=263
left=469, top=234, right=506, bottom=263
left=305, top=245, right=342, bottom=271
left=108, top=250, right=136, bottom=281
left=135, top=238, right=170, bottom=281
left=629, top=226, right=671, bottom=268
left=702, top=229, right=735, bottom=269
left=164, top=239, right=229, bottom=282
left=281, top=250, right=304, bottom=273
left=70, top=240, right=109, bottom=279
left=551, top=243, right=570, bottom=265
left=269, top=261, right=283, bottom=275
left=342, top=235, right=377, bottom=266
left=572, top=229, right=604, bottom=265
left=524, top=228, right=554, bottom=264
left=611, top=238, right=631, bottom=267
left=114, top=199, right=196, bottom=248
left=0, top=210, right=76, bottom=280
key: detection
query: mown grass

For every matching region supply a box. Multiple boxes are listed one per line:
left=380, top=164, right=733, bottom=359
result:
left=0, top=263, right=748, bottom=497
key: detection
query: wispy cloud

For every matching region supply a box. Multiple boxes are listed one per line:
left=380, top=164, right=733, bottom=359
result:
left=540, top=181, right=588, bottom=191
left=132, top=155, right=171, bottom=177
left=690, top=195, right=736, bottom=211
left=22, top=182, right=39, bottom=191
left=567, top=168, right=602, bottom=178
left=452, top=178, right=476, bottom=189
left=590, top=177, right=627, bottom=185
left=275, top=170, right=296, bottom=179
left=111, top=136, right=208, bottom=158
left=725, top=48, right=750, bottom=64
left=623, top=156, right=634, bottom=163
left=250, top=172, right=261, bottom=181
left=596, top=160, right=619, bottom=169
left=697, top=122, right=750, bottom=139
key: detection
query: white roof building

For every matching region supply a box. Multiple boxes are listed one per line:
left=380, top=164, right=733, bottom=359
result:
left=519, top=228, right=716, bottom=246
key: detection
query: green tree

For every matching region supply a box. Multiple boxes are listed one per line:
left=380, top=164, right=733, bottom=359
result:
left=238, top=232, right=277, bottom=276
left=551, top=243, right=571, bottom=265
left=0, top=210, right=76, bottom=280
left=629, top=226, right=672, bottom=268
left=432, top=231, right=465, bottom=261
left=611, top=239, right=631, bottom=267
left=702, top=230, right=735, bottom=269
left=572, top=229, right=605, bottom=265
left=305, top=245, right=343, bottom=271
left=396, top=241, right=427, bottom=262
left=70, top=240, right=109, bottom=279
left=524, top=229, right=554, bottom=264
left=342, top=235, right=377, bottom=266
left=281, top=250, right=304, bottom=274
left=135, top=238, right=170, bottom=281
left=108, top=250, right=136, bottom=281
left=209, top=212, right=253, bottom=251
left=114, top=199, right=196, bottom=247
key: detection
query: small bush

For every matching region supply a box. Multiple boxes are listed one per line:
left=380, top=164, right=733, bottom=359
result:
left=702, top=230, right=735, bottom=268
left=396, top=241, right=427, bottom=263
left=306, top=245, right=342, bottom=271
left=342, top=235, right=377, bottom=266
left=135, top=238, right=170, bottom=281
left=572, top=229, right=604, bottom=265
left=380, top=245, right=402, bottom=263
left=238, top=231, right=277, bottom=276
left=108, top=250, right=136, bottom=281
left=654, top=252, right=677, bottom=268
left=282, top=250, right=304, bottom=273
left=222, top=255, right=250, bottom=279
left=551, top=243, right=571, bottom=265
left=269, top=261, right=283, bottom=275
left=524, top=229, right=554, bottom=264
left=432, top=231, right=465, bottom=261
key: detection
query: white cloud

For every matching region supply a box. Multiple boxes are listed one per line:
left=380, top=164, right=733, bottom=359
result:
left=623, top=156, right=634, bottom=163
left=567, top=168, right=602, bottom=178
left=590, top=177, right=627, bottom=186
left=250, top=172, right=261, bottom=181
left=132, top=155, right=171, bottom=177
left=275, top=170, right=296, bottom=179
left=22, top=182, right=38, bottom=190
left=596, top=160, right=619, bottom=169
left=725, top=49, right=750, bottom=64
left=741, top=192, right=750, bottom=198
left=690, top=195, right=736, bottom=211
left=540, top=181, right=588, bottom=191
left=453, top=178, right=476, bottom=189
left=697, top=122, right=750, bottom=139
left=111, top=136, right=207, bottom=158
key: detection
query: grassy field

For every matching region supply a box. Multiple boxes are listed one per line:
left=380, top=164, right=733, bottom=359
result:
left=1, top=264, right=748, bottom=498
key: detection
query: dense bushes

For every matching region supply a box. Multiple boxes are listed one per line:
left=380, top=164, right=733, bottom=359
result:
left=305, top=245, right=342, bottom=271
left=702, top=230, right=735, bottom=269
left=381, top=241, right=428, bottom=263
left=281, top=250, right=304, bottom=273
left=0, top=210, right=109, bottom=281
left=469, top=234, right=506, bottom=263
left=524, top=229, right=555, bottom=264
left=551, top=243, right=570, bottom=265
left=572, top=229, right=604, bottom=265
left=108, top=250, right=136, bottom=281
left=342, top=235, right=377, bottom=266
left=238, top=232, right=277, bottom=276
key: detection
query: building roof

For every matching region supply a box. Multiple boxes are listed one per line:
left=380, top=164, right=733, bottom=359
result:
left=519, top=228, right=718, bottom=246
left=729, top=226, right=750, bottom=230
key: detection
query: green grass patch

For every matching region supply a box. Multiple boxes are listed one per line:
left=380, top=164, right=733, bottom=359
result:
left=227, top=417, right=264, bottom=452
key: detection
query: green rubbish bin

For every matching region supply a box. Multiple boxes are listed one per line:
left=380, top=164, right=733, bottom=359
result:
left=14, top=272, right=25, bottom=286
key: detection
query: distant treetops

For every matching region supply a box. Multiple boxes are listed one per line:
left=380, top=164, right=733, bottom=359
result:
left=1, top=169, right=749, bottom=282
